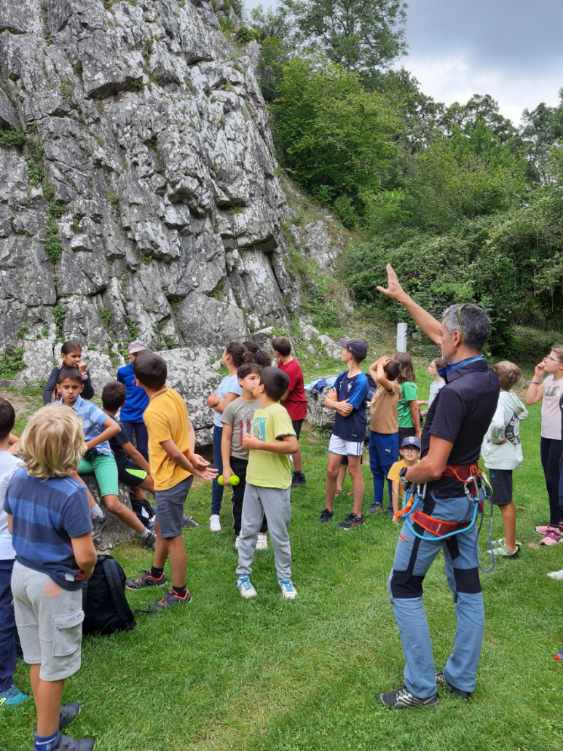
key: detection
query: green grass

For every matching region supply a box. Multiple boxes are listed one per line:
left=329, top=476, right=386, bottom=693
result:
left=3, top=386, right=563, bottom=750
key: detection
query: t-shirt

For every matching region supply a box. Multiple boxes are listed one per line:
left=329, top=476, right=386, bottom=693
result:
left=0, top=451, right=22, bottom=561
left=278, top=358, right=307, bottom=421
left=117, top=362, right=149, bottom=423
left=422, top=357, right=499, bottom=498
left=247, top=403, right=296, bottom=489
left=106, top=415, right=129, bottom=466
left=144, top=388, right=191, bottom=491
left=369, top=381, right=400, bottom=434
left=332, top=371, right=369, bottom=442
left=222, top=397, right=260, bottom=460
left=5, top=468, right=92, bottom=590
left=68, top=395, right=112, bottom=456
left=213, top=374, right=242, bottom=428
left=541, top=375, right=563, bottom=440
left=397, top=381, right=417, bottom=428
left=388, top=459, right=417, bottom=504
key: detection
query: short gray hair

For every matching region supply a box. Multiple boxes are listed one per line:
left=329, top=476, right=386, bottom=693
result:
left=441, top=304, right=491, bottom=352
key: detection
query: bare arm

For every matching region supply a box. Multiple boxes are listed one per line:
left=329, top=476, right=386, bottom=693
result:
left=377, top=264, right=443, bottom=346
left=391, top=482, right=400, bottom=519
left=409, top=400, right=421, bottom=438
left=86, top=416, right=120, bottom=450
left=324, top=389, right=353, bottom=416
left=404, top=436, right=453, bottom=484
left=221, top=423, right=234, bottom=481
left=525, top=362, right=545, bottom=405
left=71, top=534, right=97, bottom=579
left=162, top=439, right=217, bottom=480
left=122, top=441, right=151, bottom=474
left=243, top=434, right=299, bottom=454
left=369, top=357, right=394, bottom=392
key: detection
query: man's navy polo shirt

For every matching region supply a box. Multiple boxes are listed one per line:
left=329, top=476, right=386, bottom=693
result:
left=421, top=358, right=500, bottom=498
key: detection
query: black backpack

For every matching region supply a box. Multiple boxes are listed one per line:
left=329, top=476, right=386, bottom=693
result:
left=83, top=555, right=135, bottom=636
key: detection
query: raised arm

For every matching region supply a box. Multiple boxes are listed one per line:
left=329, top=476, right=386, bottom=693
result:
left=526, top=361, right=545, bottom=405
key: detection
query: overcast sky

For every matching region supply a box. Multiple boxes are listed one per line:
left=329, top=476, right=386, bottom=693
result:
left=244, top=0, right=563, bottom=124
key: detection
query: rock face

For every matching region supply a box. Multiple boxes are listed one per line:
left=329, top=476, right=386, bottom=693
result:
left=0, top=0, right=297, bottom=356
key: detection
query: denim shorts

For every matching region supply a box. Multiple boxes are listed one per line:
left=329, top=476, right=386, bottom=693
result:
left=155, top=477, right=193, bottom=539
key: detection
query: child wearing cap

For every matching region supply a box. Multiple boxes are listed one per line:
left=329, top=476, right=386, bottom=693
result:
left=321, top=338, right=369, bottom=530
left=117, top=341, right=150, bottom=459
left=388, top=436, right=421, bottom=521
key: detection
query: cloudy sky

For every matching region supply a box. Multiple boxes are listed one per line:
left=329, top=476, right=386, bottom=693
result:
left=245, top=0, right=563, bottom=124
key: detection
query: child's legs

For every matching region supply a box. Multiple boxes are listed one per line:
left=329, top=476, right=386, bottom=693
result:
left=95, top=454, right=146, bottom=534
left=326, top=436, right=347, bottom=509
left=154, top=478, right=192, bottom=585
left=261, top=487, right=292, bottom=581
left=30, top=666, right=64, bottom=737
left=230, top=457, right=248, bottom=536
left=236, top=483, right=264, bottom=578
left=210, top=425, right=224, bottom=515
left=336, top=461, right=347, bottom=494
left=347, top=454, right=365, bottom=516
left=292, top=420, right=304, bottom=473
left=368, top=431, right=383, bottom=504
left=0, top=559, right=16, bottom=692
left=540, top=437, right=562, bottom=526
left=134, top=421, right=149, bottom=460
left=490, top=469, right=517, bottom=549
left=500, top=502, right=517, bottom=549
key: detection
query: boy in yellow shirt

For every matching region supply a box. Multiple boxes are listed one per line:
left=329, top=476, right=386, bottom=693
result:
left=126, top=352, right=216, bottom=609
left=388, top=436, right=421, bottom=521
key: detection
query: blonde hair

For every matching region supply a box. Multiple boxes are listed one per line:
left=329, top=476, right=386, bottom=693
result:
left=20, top=405, right=86, bottom=478
left=493, top=361, right=521, bottom=391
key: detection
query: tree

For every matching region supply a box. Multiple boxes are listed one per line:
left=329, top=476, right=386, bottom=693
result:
left=281, top=0, right=407, bottom=74
left=521, top=90, right=563, bottom=182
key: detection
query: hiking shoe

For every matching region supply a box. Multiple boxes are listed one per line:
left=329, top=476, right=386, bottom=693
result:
left=319, top=508, right=334, bottom=523
left=436, top=672, right=472, bottom=700
left=279, top=579, right=298, bottom=600
left=0, top=685, right=29, bottom=707
left=256, top=532, right=268, bottom=551
left=553, top=647, right=563, bottom=662
left=547, top=568, right=563, bottom=580
left=126, top=570, right=166, bottom=590
left=369, top=503, right=384, bottom=514
left=492, top=543, right=520, bottom=559
left=539, top=528, right=561, bottom=546
left=292, top=472, right=306, bottom=487
left=151, top=589, right=192, bottom=611
left=60, top=703, right=81, bottom=729
left=209, top=514, right=221, bottom=533
left=56, top=734, right=96, bottom=750
left=380, top=686, right=438, bottom=709
left=183, top=515, right=199, bottom=528
left=338, top=513, right=365, bottom=530
left=141, top=531, right=156, bottom=549
left=236, top=575, right=257, bottom=599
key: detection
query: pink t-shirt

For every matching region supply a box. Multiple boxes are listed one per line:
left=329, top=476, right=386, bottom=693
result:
left=279, top=358, right=307, bottom=422
left=541, top=375, right=563, bottom=440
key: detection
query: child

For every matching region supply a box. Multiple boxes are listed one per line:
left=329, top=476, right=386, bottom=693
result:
left=320, top=338, right=369, bottom=529
left=43, top=340, right=94, bottom=405
left=5, top=405, right=97, bottom=751
left=101, top=382, right=156, bottom=529
left=395, top=352, right=421, bottom=442
left=221, top=362, right=268, bottom=549
left=388, top=436, right=421, bottom=520
left=235, top=367, right=298, bottom=600
left=0, top=397, right=27, bottom=708
left=367, top=356, right=401, bottom=514
left=207, top=342, right=246, bottom=533
left=426, top=357, right=446, bottom=411
left=126, top=352, right=216, bottom=609
left=482, top=361, right=528, bottom=558
left=116, top=340, right=149, bottom=459
left=56, top=367, right=155, bottom=549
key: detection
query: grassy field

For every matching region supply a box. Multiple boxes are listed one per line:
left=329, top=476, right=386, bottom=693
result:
left=2, top=372, right=562, bottom=751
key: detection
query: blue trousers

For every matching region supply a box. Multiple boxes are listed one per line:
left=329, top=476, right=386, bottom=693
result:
left=0, top=558, right=16, bottom=692
left=389, top=495, right=484, bottom=699
left=211, top=425, right=224, bottom=515
left=368, top=431, right=399, bottom=508
left=121, top=421, right=148, bottom=460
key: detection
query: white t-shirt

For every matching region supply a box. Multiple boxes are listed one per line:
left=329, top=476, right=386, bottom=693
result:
left=213, top=374, right=242, bottom=429
left=0, top=451, right=23, bottom=560
left=541, top=375, right=563, bottom=440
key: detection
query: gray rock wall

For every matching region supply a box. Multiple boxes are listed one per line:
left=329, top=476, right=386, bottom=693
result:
left=0, top=0, right=297, bottom=356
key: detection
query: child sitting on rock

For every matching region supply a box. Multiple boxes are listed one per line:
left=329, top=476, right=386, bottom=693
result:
left=43, top=340, right=94, bottom=405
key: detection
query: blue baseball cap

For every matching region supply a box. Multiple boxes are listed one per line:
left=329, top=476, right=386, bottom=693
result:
left=401, top=436, right=421, bottom=451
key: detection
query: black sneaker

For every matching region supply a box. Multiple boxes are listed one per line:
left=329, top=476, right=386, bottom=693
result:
left=380, top=686, right=438, bottom=709
left=182, top=514, right=199, bottom=528
left=55, top=733, right=96, bottom=750
left=319, top=508, right=334, bottom=523
left=369, top=503, right=383, bottom=514
left=126, top=570, right=166, bottom=590
left=292, top=472, right=306, bottom=487
left=141, top=531, right=156, bottom=549
left=59, top=703, right=81, bottom=729
left=338, top=513, right=365, bottom=530
left=436, top=672, right=472, bottom=700
left=150, top=589, right=192, bottom=611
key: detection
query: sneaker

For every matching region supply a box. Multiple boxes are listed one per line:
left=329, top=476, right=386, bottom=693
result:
left=60, top=703, right=81, bottom=729
left=338, top=513, right=364, bottom=530
left=256, top=533, right=268, bottom=551
left=236, top=575, right=257, bottom=599
left=182, top=515, right=199, bottom=528
left=436, top=671, right=472, bottom=700
left=126, top=570, right=166, bottom=590
left=539, top=528, right=561, bottom=546
left=292, top=472, right=306, bottom=487
left=492, top=538, right=522, bottom=546
left=379, top=685, right=438, bottom=709
left=141, top=531, right=156, bottom=549
left=369, top=503, right=383, bottom=514
left=151, top=589, right=192, bottom=611
left=54, top=733, right=96, bottom=750
left=0, top=685, right=29, bottom=707
left=279, top=579, right=298, bottom=600
left=553, top=647, right=563, bottom=662
left=319, top=508, right=334, bottom=523
left=536, top=523, right=563, bottom=535
left=209, top=514, right=221, bottom=533
left=492, top=543, right=520, bottom=559
left=547, top=568, right=563, bottom=580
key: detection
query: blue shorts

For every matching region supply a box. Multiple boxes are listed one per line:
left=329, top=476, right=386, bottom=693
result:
left=155, top=477, right=193, bottom=539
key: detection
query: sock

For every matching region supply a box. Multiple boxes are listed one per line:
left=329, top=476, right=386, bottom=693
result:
left=150, top=566, right=164, bottom=579
left=90, top=502, right=104, bottom=521
left=172, top=585, right=187, bottom=597
left=35, top=731, right=60, bottom=751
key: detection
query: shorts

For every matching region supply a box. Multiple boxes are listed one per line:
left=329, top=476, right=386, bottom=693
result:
left=328, top=434, right=364, bottom=458
left=11, top=561, right=84, bottom=682
left=292, top=420, right=304, bottom=438
left=79, top=452, right=119, bottom=497
left=489, top=469, right=513, bottom=505
left=116, top=457, right=147, bottom=488
left=155, top=477, right=193, bottom=539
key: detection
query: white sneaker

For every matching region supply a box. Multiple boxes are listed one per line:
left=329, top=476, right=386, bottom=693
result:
left=209, top=514, right=221, bottom=533
left=547, top=569, right=563, bottom=580
left=234, top=535, right=240, bottom=550
left=256, top=533, right=268, bottom=550
left=236, top=575, right=257, bottom=599
left=279, top=578, right=298, bottom=600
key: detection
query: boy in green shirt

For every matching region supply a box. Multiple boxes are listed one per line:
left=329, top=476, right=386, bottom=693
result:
left=236, top=367, right=298, bottom=600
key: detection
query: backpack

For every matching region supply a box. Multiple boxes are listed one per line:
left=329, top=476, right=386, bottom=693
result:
left=82, top=555, right=135, bottom=636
